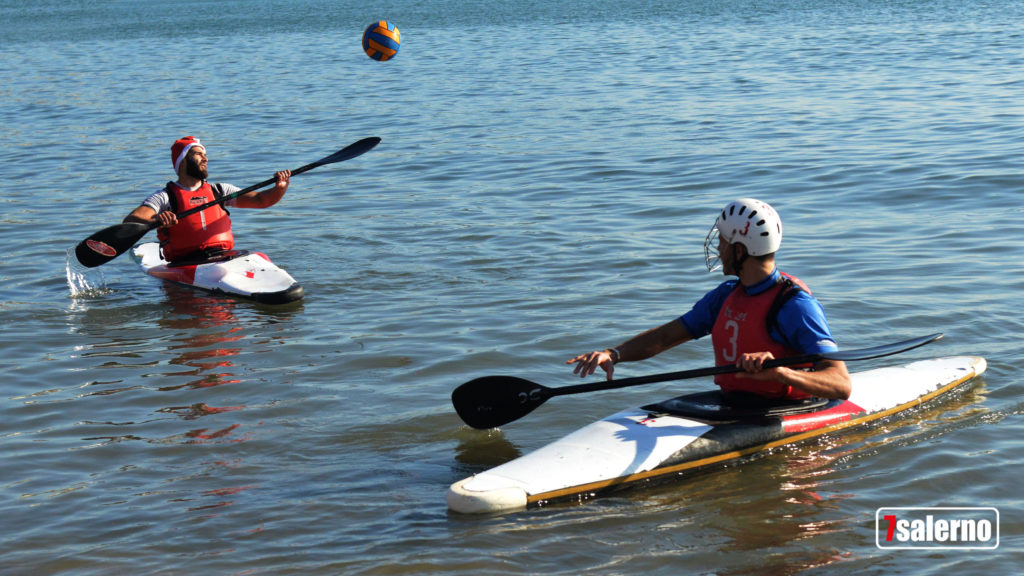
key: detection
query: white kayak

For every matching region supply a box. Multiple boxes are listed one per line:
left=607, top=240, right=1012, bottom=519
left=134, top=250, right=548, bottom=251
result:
left=447, top=356, right=987, bottom=514
left=131, top=242, right=303, bottom=304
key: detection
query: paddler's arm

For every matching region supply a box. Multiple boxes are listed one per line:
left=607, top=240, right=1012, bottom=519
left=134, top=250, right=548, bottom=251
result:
left=746, top=289, right=852, bottom=399
left=567, top=319, right=693, bottom=381
left=123, top=205, right=176, bottom=228
left=232, top=170, right=291, bottom=209
left=736, top=353, right=851, bottom=399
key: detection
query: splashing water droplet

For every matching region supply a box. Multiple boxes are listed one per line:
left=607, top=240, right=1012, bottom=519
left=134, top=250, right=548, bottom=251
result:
left=66, top=248, right=109, bottom=297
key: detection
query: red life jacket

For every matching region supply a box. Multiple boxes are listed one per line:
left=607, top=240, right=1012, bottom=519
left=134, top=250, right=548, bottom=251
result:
left=711, top=273, right=812, bottom=400
left=157, top=181, right=234, bottom=262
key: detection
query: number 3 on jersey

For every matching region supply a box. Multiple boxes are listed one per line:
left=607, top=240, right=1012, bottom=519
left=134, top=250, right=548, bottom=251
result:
left=720, top=319, right=739, bottom=362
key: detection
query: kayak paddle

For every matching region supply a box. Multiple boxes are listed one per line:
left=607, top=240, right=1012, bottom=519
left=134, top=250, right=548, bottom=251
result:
left=73, top=136, right=382, bottom=268
left=452, top=332, right=943, bottom=429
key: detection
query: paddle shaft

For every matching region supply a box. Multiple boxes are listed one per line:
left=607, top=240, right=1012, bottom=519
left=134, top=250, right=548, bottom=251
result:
left=451, top=333, right=944, bottom=429
left=546, top=332, right=943, bottom=400
left=546, top=360, right=790, bottom=399
left=146, top=137, right=379, bottom=230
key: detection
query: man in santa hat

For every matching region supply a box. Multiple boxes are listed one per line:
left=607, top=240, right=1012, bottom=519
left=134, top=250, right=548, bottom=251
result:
left=123, top=136, right=291, bottom=263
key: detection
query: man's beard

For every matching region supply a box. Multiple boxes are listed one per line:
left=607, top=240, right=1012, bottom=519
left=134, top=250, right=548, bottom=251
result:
left=186, top=157, right=208, bottom=180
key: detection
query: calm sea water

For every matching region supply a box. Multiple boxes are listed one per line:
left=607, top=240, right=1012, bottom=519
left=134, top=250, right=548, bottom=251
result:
left=1, top=0, right=1021, bottom=573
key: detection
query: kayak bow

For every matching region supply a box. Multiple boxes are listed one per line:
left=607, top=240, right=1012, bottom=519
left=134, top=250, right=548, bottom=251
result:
left=131, top=242, right=303, bottom=304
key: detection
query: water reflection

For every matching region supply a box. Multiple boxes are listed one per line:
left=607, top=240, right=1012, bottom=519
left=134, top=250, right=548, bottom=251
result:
left=147, top=288, right=246, bottom=417
left=72, top=285, right=299, bottom=522
left=188, top=484, right=259, bottom=514
left=636, top=382, right=988, bottom=573
left=151, top=286, right=254, bottom=445
left=68, top=282, right=300, bottom=453
left=158, top=403, right=243, bottom=420
left=452, top=427, right=522, bottom=467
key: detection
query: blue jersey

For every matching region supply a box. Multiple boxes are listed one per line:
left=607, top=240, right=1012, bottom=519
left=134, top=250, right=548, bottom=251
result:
left=680, top=269, right=838, bottom=354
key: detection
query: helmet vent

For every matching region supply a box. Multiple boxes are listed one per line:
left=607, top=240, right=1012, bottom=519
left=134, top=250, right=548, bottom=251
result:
left=714, top=198, right=782, bottom=258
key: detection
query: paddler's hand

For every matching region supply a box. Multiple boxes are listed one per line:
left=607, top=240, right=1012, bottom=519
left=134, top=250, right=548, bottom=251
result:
left=567, top=349, right=617, bottom=381
left=156, top=211, right=178, bottom=228
left=272, top=169, right=291, bottom=194
left=244, top=170, right=291, bottom=208
left=736, top=351, right=783, bottom=381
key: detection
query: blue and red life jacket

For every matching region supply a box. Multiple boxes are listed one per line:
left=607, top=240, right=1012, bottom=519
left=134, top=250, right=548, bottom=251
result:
left=711, top=273, right=812, bottom=400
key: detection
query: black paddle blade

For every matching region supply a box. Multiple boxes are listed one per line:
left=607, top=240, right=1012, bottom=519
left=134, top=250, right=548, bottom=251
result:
left=73, top=222, right=152, bottom=268
left=317, top=137, right=381, bottom=167
left=452, top=376, right=551, bottom=429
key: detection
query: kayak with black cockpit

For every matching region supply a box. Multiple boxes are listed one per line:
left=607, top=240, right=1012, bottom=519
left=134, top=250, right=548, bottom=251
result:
left=131, top=242, right=303, bottom=304
left=447, top=355, right=986, bottom=514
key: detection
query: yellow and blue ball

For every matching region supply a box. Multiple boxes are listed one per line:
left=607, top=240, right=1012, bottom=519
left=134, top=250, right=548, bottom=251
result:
left=362, top=20, right=400, bottom=61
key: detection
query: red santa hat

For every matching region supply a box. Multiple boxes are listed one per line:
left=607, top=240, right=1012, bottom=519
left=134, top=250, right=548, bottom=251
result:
left=171, top=136, right=204, bottom=172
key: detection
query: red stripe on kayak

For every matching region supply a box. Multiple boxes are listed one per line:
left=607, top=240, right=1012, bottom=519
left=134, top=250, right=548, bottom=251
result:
left=781, top=400, right=866, bottom=433
left=148, top=264, right=197, bottom=285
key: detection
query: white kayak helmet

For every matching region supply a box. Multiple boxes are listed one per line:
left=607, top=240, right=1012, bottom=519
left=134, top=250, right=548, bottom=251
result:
left=704, top=198, right=782, bottom=271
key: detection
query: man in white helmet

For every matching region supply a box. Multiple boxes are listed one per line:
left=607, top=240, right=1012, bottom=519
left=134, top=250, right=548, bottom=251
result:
left=567, top=198, right=851, bottom=401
